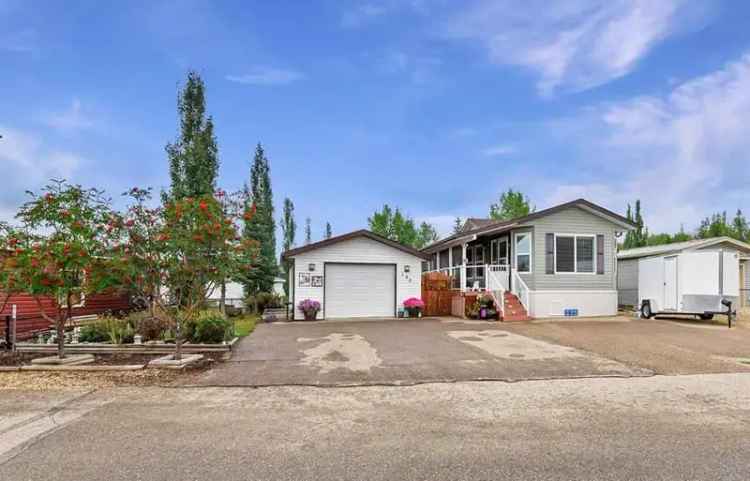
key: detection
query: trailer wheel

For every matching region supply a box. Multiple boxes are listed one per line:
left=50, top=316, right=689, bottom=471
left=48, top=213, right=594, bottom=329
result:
left=699, top=314, right=714, bottom=321
left=640, top=301, right=652, bottom=319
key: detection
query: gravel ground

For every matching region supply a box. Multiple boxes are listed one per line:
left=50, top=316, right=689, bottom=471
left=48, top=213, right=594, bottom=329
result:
left=501, top=316, right=750, bottom=374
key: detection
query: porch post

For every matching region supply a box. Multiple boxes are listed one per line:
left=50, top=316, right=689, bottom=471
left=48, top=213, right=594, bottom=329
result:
left=461, top=243, right=467, bottom=293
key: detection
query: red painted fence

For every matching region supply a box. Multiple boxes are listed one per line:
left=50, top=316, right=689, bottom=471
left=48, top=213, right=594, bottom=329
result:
left=0, top=291, right=131, bottom=340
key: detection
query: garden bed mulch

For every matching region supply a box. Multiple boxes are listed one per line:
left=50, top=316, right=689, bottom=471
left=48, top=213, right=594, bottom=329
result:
left=0, top=350, right=227, bottom=389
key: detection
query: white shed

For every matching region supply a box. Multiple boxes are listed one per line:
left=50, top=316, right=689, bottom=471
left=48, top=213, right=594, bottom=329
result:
left=281, top=230, right=426, bottom=320
left=617, top=237, right=750, bottom=317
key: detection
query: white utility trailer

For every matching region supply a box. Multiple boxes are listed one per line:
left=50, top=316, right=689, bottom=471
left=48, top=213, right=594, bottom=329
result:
left=638, top=250, right=739, bottom=323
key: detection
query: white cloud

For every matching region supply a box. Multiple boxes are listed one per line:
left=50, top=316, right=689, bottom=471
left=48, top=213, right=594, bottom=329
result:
left=226, top=67, right=304, bottom=86
left=42, top=98, right=94, bottom=131
left=542, top=52, right=750, bottom=232
left=341, top=3, right=389, bottom=28
left=482, top=144, right=517, bottom=156
left=444, top=0, right=705, bottom=95
left=417, top=214, right=459, bottom=239
left=0, top=126, right=84, bottom=186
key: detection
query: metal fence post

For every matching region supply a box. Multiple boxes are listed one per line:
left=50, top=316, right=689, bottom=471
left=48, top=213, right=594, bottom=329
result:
left=11, top=304, right=17, bottom=352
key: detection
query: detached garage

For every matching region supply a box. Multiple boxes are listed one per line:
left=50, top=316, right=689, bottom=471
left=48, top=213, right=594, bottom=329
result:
left=282, top=230, right=427, bottom=320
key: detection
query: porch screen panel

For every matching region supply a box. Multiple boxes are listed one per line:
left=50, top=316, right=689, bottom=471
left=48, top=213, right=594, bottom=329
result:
left=439, top=250, right=449, bottom=269
left=576, top=237, right=594, bottom=273
left=451, top=246, right=462, bottom=266
left=555, top=236, right=575, bottom=272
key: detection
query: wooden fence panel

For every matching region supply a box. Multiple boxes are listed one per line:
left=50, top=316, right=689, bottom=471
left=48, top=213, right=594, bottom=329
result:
left=421, top=272, right=456, bottom=317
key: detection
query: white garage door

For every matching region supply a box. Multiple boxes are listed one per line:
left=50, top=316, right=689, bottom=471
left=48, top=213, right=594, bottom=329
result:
left=325, top=263, right=396, bottom=318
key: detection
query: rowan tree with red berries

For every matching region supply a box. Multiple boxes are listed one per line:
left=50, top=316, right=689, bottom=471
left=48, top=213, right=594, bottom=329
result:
left=0, top=180, right=119, bottom=358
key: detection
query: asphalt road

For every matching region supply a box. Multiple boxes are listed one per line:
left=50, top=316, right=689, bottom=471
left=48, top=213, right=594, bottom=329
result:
left=2, top=373, right=750, bottom=480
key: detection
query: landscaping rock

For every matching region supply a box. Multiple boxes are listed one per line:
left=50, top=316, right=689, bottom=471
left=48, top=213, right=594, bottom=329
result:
left=148, top=354, right=204, bottom=369
left=30, top=354, right=95, bottom=366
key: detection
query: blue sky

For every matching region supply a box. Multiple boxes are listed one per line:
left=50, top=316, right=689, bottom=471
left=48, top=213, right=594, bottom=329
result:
left=2, top=0, right=750, bottom=243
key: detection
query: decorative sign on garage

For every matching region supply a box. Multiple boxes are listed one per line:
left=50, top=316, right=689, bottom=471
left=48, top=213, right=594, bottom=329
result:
left=311, top=275, right=323, bottom=287
left=298, top=272, right=311, bottom=287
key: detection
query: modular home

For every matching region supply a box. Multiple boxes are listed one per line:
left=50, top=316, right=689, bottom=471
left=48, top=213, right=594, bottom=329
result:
left=421, top=199, right=635, bottom=319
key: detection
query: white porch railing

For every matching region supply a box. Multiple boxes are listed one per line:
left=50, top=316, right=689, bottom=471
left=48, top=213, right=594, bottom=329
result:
left=486, top=265, right=509, bottom=318
left=511, top=268, right=530, bottom=311
left=423, top=264, right=510, bottom=292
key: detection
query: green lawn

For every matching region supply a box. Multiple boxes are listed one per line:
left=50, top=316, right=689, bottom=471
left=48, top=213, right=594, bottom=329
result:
left=234, top=315, right=258, bottom=337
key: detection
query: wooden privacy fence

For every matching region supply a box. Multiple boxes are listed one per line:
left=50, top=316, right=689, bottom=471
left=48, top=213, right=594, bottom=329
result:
left=421, top=271, right=455, bottom=317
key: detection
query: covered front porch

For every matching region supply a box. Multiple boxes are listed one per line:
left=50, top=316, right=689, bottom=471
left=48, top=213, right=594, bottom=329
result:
left=421, top=226, right=532, bottom=319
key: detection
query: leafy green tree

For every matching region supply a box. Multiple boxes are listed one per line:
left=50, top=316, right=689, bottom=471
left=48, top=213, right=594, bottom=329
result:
left=453, top=217, right=463, bottom=234
left=673, top=224, right=692, bottom=242
left=305, top=217, right=312, bottom=244
left=280, top=198, right=296, bottom=297
left=416, top=222, right=439, bottom=248
left=242, top=143, right=276, bottom=294
left=489, top=189, right=533, bottom=221
left=165, top=71, right=218, bottom=199
left=697, top=212, right=732, bottom=239
left=0, top=181, right=119, bottom=359
left=325, top=222, right=332, bottom=239
left=367, top=204, right=439, bottom=248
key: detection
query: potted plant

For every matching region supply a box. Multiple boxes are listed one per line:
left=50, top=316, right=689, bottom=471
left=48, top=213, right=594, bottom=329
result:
left=478, top=293, right=493, bottom=319
left=403, top=297, right=425, bottom=318
left=298, top=299, right=321, bottom=321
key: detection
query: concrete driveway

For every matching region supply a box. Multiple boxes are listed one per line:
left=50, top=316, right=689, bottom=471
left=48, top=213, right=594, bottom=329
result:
left=193, top=318, right=648, bottom=386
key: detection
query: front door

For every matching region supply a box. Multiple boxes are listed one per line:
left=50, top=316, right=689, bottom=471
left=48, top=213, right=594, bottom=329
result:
left=664, top=256, right=678, bottom=311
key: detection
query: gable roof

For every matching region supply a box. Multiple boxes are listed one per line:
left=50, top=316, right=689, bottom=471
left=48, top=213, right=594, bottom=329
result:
left=617, top=236, right=750, bottom=260
left=422, top=198, right=635, bottom=254
left=281, top=229, right=429, bottom=260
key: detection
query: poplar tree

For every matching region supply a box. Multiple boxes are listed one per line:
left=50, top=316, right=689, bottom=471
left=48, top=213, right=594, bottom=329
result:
left=281, top=198, right=296, bottom=298
left=305, top=218, right=312, bottom=244
left=242, top=143, right=277, bottom=294
left=325, top=222, right=332, bottom=239
left=166, top=71, right=218, bottom=199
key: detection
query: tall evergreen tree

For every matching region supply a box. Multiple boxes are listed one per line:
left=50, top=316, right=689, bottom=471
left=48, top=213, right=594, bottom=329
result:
left=242, top=143, right=277, bottom=294
left=305, top=217, right=312, bottom=244
left=280, top=197, right=296, bottom=298
left=165, top=71, right=218, bottom=199
left=325, top=222, right=332, bottom=239
left=633, top=200, right=646, bottom=247
left=453, top=217, right=463, bottom=234
left=732, top=209, right=748, bottom=242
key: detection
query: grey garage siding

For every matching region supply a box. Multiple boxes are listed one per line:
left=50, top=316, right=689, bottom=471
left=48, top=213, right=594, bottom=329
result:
left=617, top=258, right=639, bottom=306
left=521, top=206, right=618, bottom=291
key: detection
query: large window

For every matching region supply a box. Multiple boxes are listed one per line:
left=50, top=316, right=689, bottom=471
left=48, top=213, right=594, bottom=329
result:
left=515, top=233, right=531, bottom=273
left=555, top=234, right=595, bottom=273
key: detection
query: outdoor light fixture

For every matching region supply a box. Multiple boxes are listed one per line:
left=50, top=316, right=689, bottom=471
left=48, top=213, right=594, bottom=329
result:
left=308, top=263, right=316, bottom=271
left=404, top=265, right=410, bottom=273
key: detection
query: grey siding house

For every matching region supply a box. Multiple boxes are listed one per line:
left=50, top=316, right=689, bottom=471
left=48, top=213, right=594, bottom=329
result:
left=617, top=237, right=750, bottom=308
left=422, top=199, right=635, bottom=318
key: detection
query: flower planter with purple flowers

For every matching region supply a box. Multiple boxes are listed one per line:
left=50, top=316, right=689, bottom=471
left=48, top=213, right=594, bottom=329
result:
left=298, top=299, right=321, bottom=321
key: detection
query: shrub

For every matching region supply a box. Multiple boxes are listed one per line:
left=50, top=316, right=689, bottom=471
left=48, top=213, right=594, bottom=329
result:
left=79, top=323, right=109, bottom=343
left=82, top=316, right=134, bottom=344
left=245, top=292, right=285, bottom=313
left=186, top=310, right=232, bottom=343
left=127, top=310, right=171, bottom=341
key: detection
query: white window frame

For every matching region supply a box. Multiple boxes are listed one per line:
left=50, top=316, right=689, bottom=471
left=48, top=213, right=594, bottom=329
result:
left=514, top=232, right=532, bottom=273
left=553, top=233, right=596, bottom=274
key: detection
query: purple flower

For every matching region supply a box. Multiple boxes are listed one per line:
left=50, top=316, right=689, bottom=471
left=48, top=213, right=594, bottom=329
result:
left=298, top=299, right=321, bottom=313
